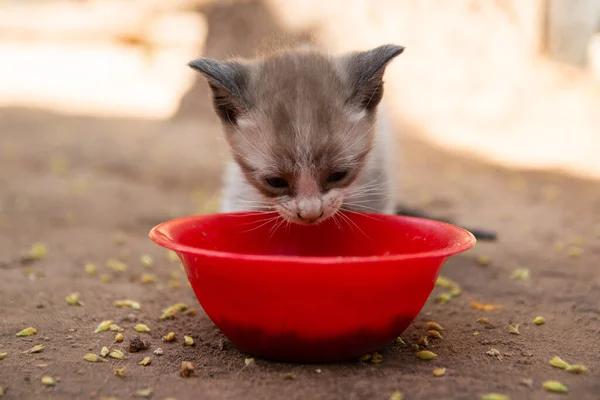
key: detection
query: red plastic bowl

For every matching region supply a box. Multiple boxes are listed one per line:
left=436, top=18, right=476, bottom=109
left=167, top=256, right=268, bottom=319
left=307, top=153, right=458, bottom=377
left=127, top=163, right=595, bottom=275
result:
left=149, top=211, right=475, bottom=363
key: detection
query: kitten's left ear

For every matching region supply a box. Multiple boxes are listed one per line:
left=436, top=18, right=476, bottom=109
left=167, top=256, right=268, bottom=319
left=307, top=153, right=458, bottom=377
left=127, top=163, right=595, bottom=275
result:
left=338, top=44, right=405, bottom=111
left=188, top=57, right=250, bottom=125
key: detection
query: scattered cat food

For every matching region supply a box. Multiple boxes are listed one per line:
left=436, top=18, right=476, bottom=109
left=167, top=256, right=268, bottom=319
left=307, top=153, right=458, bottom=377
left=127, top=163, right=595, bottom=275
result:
left=568, top=246, right=583, bottom=258
left=153, top=348, right=163, bottom=356
left=139, top=357, right=151, bottom=366
left=16, top=327, right=37, bottom=337
left=426, top=321, right=444, bottom=331
left=542, top=380, right=567, bottom=393
left=41, top=376, right=55, bottom=386
left=66, top=292, right=83, bottom=306
left=113, top=367, right=126, bottom=377
left=473, top=331, right=480, bottom=336
left=184, top=336, right=194, bottom=346
left=245, top=358, right=256, bottom=366
left=435, top=276, right=458, bottom=289
left=115, top=333, right=124, bottom=343
left=135, top=388, right=153, bottom=398
left=109, top=324, right=123, bottom=332
left=511, top=268, right=530, bottom=280
left=416, top=350, right=437, bottom=360
left=0, top=386, right=5, bottom=396
left=281, top=372, right=296, bottom=380
left=163, top=332, right=176, bottom=342
left=168, top=279, right=181, bottom=289
left=477, top=255, right=491, bottom=266
left=480, top=394, right=510, bottom=400
left=478, top=317, right=490, bottom=324
left=185, top=308, right=198, bottom=317
left=486, top=349, right=502, bottom=360
left=0, top=353, right=6, bottom=360
left=566, top=364, right=588, bottom=373
left=533, top=316, right=545, bottom=325
left=23, top=344, right=44, bottom=354
left=389, top=391, right=403, bottom=400
left=129, top=337, right=149, bottom=353
left=99, top=274, right=111, bottom=284
left=84, top=263, right=96, bottom=275
left=94, top=320, right=112, bottom=333
left=135, top=324, right=151, bottom=333
left=371, top=352, right=383, bottom=364
left=109, top=349, right=125, bottom=360
left=140, top=254, right=153, bottom=267
left=417, top=335, right=429, bottom=347
left=100, top=347, right=110, bottom=357
left=114, top=299, right=141, bottom=310
left=106, top=259, right=126, bottom=272
left=140, top=273, right=156, bottom=284
left=21, top=243, right=48, bottom=263
left=433, top=368, right=446, bottom=377
left=436, top=292, right=453, bottom=304
left=428, top=330, right=443, bottom=339
left=471, top=302, right=503, bottom=311
left=180, top=361, right=195, bottom=377
left=508, top=323, right=520, bottom=335
left=359, top=354, right=372, bottom=362
left=549, top=356, right=587, bottom=373
left=167, top=250, right=179, bottom=262
left=84, top=354, right=106, bottom=363
left=395, top=337, right=406, bottom=345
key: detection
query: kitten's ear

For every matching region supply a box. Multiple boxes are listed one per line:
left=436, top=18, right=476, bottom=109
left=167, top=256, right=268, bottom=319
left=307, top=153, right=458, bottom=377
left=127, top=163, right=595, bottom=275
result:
left=188, top=58, right=250, bottom=124
left=339, top=44, right=404, bottom=111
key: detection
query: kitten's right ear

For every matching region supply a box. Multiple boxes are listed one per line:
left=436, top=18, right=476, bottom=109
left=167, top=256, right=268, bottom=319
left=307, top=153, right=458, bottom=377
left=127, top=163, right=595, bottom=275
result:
left=338, top=44, right=405, bottom=112
left=188, top=58, right=250, bottom=124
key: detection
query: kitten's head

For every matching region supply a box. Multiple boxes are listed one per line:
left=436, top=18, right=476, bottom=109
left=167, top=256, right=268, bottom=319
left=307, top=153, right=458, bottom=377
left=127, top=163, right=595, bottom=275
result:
left=189, top=44, right=403, bottom=224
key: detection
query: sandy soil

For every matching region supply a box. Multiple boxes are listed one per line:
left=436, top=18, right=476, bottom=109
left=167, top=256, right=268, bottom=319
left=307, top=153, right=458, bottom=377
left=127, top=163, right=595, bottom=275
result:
left=1, top=1, right=600, bottom=399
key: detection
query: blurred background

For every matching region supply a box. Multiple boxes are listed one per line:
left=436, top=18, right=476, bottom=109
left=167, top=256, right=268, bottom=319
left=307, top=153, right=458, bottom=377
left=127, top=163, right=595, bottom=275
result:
left=1, top=0, right=600, bottom=231
left=1, top=2, right=600, bottom=398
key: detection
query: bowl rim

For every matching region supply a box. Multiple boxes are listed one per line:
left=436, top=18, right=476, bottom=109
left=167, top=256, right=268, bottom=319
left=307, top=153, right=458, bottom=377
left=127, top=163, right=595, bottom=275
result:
left=149, top=212, right=477, bottom=265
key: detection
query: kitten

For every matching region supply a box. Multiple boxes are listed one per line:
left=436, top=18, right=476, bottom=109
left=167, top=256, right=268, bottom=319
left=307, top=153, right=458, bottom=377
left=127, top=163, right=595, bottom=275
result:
left=188, top=44, right=404, bottom=225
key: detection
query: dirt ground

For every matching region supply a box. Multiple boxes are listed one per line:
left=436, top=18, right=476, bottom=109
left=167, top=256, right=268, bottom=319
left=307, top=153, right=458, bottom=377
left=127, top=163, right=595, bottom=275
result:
left=1, top=1, right=600, bottom=399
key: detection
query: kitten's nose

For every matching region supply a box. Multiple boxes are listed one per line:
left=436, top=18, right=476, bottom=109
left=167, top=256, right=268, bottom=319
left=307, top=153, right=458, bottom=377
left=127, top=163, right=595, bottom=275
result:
left=297, top=210, right=324, bottom=223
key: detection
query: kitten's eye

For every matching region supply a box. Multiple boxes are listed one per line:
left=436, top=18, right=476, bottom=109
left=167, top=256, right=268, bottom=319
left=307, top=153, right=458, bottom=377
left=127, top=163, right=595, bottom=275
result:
left=265, top=177, right=289, bottom=189
left=327, top=171, right=348, bottom=183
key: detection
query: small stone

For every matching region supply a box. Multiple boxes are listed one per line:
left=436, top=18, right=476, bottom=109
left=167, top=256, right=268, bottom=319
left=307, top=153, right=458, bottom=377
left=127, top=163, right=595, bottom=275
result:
left=180, top=361, right=195, bottom=377
left=129, top=337, right=149, bottom=353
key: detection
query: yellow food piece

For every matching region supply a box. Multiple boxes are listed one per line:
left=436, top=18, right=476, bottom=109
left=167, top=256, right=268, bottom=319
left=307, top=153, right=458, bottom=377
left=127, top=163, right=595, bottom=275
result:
left=135, top=324, right=151, bottom=333
left=140, top=273, right=157, bottom=284
left=66, top=292, right=83, bottom=306
left=41, top=376, right=55, bottom=386
left=84, top=263, right=96, bottom=275
left=471, top=302, right=503, bottom=311
left=139, top=357, right=151, bottom=366
left=16, top=327, right=37, bottom=337
left=543, top=380, right=567, bottom=393
left=106, top=259, right=126, bottom=272
left=426, top=321, right=444, bottom=331
left=416, top=350, right=437, bottom=360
